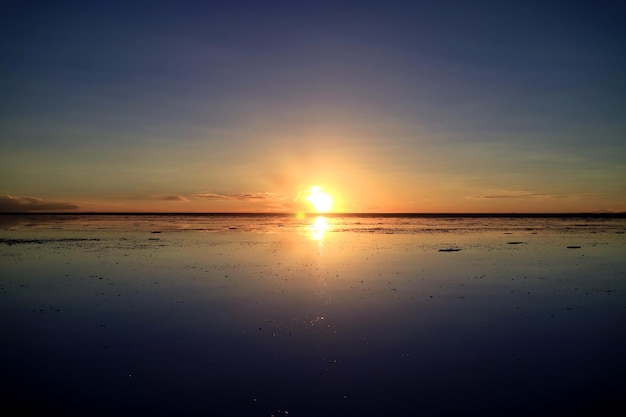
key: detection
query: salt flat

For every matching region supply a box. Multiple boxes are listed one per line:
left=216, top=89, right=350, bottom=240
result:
left=1, top=214, right=625, bottom=416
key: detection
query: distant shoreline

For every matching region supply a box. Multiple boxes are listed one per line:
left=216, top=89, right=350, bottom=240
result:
left=1, top=212, right=625, bottom=218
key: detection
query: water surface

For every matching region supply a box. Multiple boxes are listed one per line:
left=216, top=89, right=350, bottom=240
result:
left=1, top=214, right=625, bottom=416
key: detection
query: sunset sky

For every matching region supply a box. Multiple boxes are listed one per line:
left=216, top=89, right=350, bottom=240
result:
left=2, top=0, right=625, bottom=213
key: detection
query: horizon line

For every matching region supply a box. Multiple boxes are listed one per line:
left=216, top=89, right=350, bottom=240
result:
left=1, top=211, right=625, bottom=217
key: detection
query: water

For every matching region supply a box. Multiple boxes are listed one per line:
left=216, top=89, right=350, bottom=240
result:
left=1, top=214, right=625, bottom=416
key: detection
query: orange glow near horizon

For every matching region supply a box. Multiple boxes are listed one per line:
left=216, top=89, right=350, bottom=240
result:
left=305, top=186, right=333, bottom=213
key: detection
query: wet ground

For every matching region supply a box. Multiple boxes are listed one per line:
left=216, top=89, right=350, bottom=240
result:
left=1, top=214, right=625, bottom=416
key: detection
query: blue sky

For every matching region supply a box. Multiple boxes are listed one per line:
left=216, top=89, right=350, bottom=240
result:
left=1, top=0, right=625, bottom=212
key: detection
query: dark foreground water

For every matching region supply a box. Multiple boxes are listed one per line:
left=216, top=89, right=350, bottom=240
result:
left=1, top=214, right=625, bottom=416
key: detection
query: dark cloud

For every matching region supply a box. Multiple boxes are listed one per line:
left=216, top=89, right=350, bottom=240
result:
left=0, top=195, right=79, bottom=212
left=195, top=192, right=281, bottom=201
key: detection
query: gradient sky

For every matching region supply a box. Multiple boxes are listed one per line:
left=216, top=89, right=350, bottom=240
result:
left=2, top=0, right=625, bottom=213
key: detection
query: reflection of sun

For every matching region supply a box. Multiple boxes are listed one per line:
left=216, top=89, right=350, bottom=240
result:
left=310, top=216, right=328, bottom=241
left=306, top=186, right=333, bottom=212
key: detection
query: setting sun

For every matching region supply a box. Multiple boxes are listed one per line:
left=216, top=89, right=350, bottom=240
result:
left=306, top=186, right=333, bottom=212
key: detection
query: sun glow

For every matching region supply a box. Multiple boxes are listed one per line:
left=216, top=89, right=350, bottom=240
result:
left=305, top=186, right=333, bottom=212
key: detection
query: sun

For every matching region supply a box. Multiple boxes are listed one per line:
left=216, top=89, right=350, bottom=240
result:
left=305, top=186, right=333, bottom=212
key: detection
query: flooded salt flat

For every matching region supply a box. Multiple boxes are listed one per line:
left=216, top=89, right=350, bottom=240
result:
left=1, top=214, right=625, bottom=416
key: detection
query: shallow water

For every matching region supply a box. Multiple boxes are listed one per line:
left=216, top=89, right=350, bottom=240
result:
left=1, top=214, right=625, bottom=416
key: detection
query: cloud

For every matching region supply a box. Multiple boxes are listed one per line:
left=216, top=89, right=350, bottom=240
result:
left=160, top=195, right=189, bottom=202
left=195, top=192, right=283, bottom=201
left=0, top=195, right=79, bottom=212
left=465, top=191, right=600, bottom=200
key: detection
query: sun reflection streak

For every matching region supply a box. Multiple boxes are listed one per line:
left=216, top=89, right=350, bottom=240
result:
left=310, top=216, right=328, bottom=241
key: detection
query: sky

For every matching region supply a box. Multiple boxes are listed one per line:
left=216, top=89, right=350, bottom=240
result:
left=1, top=0, right=625, bottom=213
